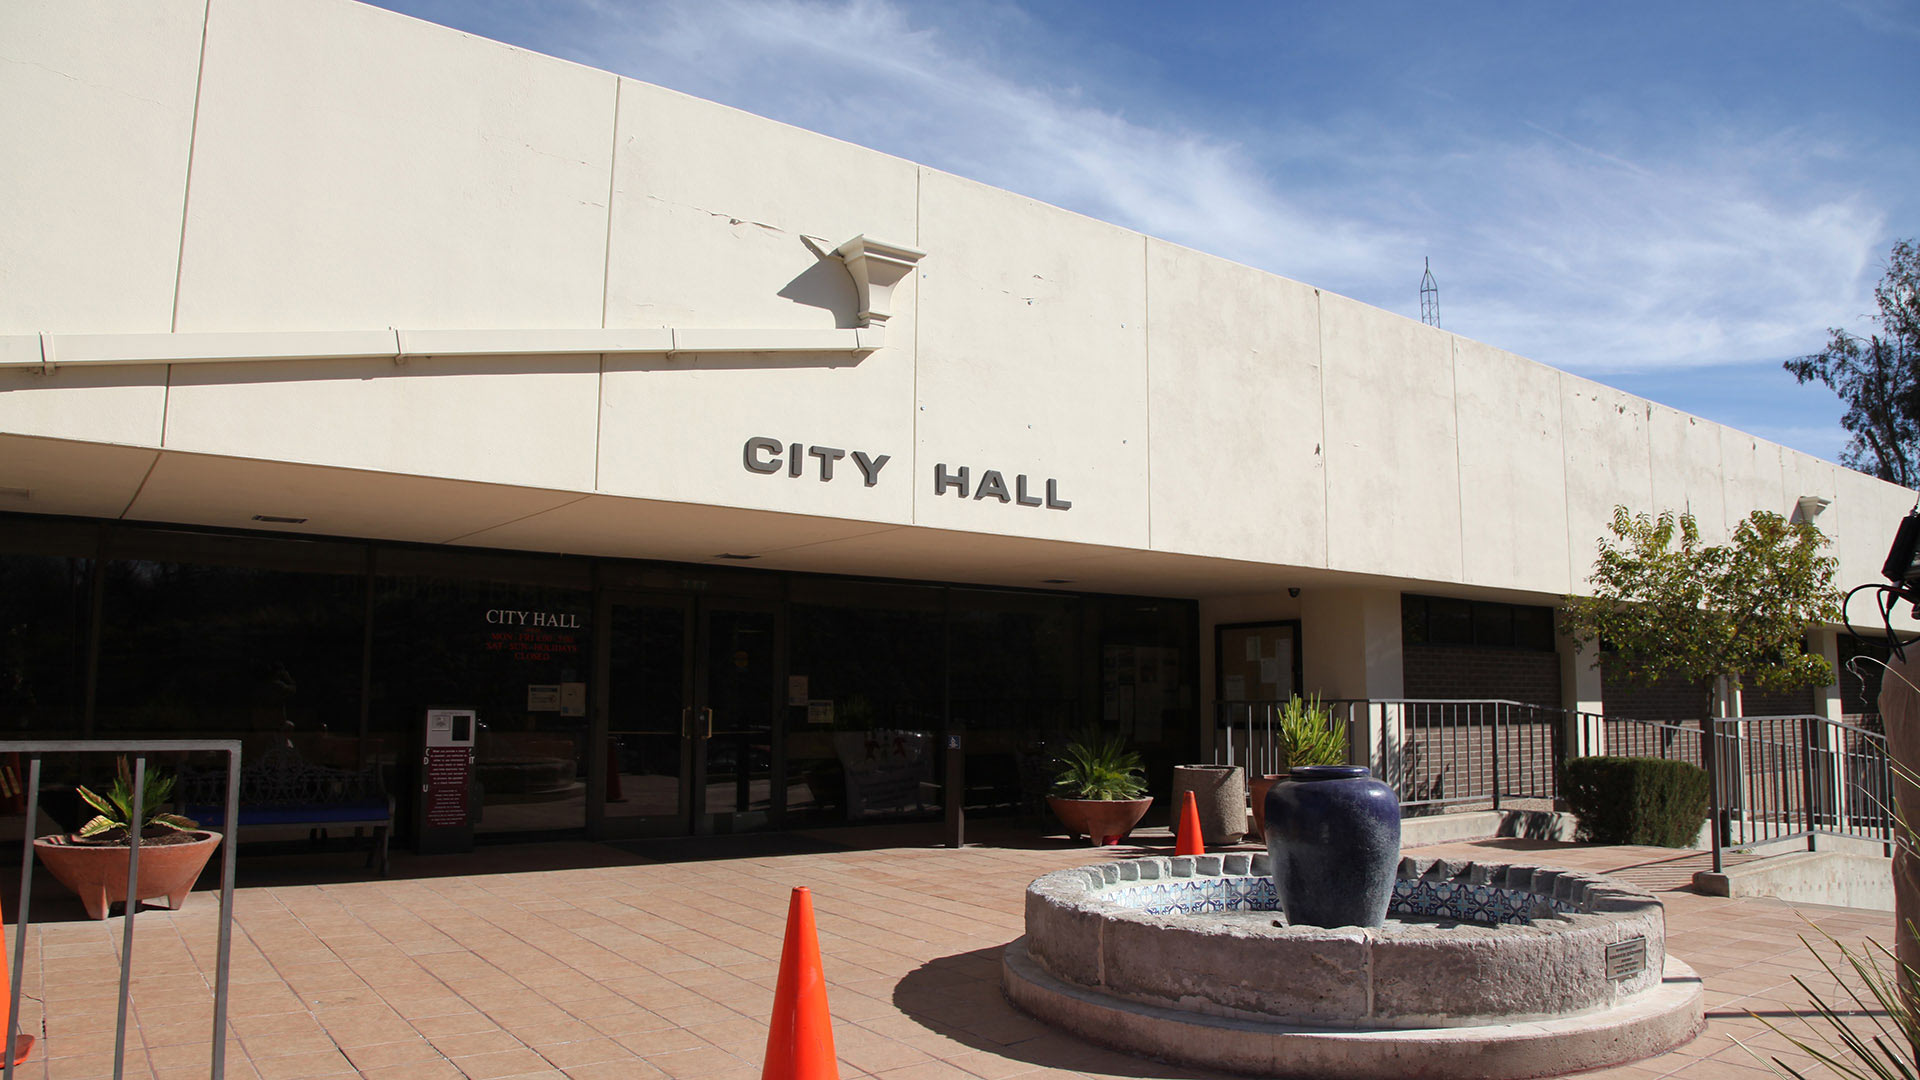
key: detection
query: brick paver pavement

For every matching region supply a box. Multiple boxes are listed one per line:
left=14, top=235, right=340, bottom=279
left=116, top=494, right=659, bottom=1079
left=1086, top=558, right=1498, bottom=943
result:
left=0, top=824, right=1898, bottom=1080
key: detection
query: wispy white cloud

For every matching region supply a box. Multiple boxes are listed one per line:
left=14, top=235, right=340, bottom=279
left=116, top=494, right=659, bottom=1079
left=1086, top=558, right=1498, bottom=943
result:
left=422, top=0, right=1902, bottom=399
left=562, top=0, right=1412, bottom=287
left=1833, top=0, right=1920, bottom=41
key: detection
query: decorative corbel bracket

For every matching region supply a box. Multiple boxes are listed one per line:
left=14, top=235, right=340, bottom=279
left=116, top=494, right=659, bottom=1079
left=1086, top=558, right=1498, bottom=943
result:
left=834, top=235, right=925, bottom=328
left=1793, top=495, right=1831, bottom=523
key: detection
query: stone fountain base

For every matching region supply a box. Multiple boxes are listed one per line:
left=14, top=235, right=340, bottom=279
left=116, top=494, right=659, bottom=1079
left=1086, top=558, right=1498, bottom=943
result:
left=1004, top=853, right=1704, bottom=1080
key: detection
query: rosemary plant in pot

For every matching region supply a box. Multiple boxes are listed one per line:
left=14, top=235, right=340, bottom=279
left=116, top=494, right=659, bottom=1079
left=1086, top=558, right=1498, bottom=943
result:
left=34, top=757, right=223, bottom=920
left=1249, top=694, right=1348, bottom=839
left=1047, top=733, right=1152, bottom=846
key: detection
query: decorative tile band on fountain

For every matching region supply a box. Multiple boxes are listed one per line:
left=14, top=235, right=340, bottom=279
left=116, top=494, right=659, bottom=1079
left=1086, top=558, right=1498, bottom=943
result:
left=1099, top=855, right=1579, bottom=923
left=1006, top=853, right=1705, bottom=1080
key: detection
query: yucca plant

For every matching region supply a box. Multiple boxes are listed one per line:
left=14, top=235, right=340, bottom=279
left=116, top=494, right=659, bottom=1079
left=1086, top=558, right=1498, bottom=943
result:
left=74, top=756, right=199, bottom=843
left=1277, top=694, right=1348, bottom=769
left=1053, top=733, right=1147, bottom=801
left=1744, top=757, right=1918, bottom=1078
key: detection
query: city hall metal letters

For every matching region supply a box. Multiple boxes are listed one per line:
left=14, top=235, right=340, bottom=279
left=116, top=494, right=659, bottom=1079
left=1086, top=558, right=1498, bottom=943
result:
left=742, top=436, right=1070, bottom=510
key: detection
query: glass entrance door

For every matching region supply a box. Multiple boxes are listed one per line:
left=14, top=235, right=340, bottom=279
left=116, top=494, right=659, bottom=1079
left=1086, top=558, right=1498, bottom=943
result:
left=697, top=605, right=778, bottom=831
left=597, top=597, right=693, bottom=836
left=593, top=595, right=780, bottom=837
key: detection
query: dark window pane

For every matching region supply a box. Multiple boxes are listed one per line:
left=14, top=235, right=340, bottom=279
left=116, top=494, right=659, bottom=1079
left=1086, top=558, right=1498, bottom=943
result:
left=1401, top=595, right=1428, bottom=646
left=951, top=591, right=1079, bottom=816
left=1472, top=603, right=1513, bottom=648
left=789, top=594, right=945, bottom=824
left=1512, top=606, right=1556, bottom=652
left=96, top=560, right=363, bottom=739
left=370, top=574, right=591, bottom=834
left=1427, top=598, right=1473, bottom=645
left=0, top=554, right=91, bottom=734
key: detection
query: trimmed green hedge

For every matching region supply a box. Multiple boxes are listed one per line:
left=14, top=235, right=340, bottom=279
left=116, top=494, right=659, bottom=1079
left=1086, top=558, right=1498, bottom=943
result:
left=1563, top=756, right=1710, bottom=847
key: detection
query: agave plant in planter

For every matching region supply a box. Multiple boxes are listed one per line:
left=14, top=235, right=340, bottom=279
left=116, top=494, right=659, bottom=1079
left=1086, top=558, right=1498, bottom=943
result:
left=1047, top=733, right=1152, bottom=846
left=34, top=757, right=223, bottom=920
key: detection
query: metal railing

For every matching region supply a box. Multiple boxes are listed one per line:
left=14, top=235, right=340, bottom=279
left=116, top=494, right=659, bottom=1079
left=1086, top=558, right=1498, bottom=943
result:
left=1214, top=698, right=1578, bottom=810
left=1577, top=713, right=1704, bottom=767
left=1360, top=700, right=1573, bottom=810
left=1214, top=701, right=1901, bottom=872
left=1213, top=700, right=1318, bottom=778
left=1703, top=714, right=1894, bottom=872
left=3, top=741, right=241, bottom=1080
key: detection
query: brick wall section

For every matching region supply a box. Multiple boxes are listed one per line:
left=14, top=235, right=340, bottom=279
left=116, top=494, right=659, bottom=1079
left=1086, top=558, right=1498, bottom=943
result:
left=1599, top=660, right=1709, bottom=725
left=1403, top=645, right=1561, bottom=708
left=1741, top=684, right=1817, bottom=716
left=1600, top=659, right=1818, bottom=720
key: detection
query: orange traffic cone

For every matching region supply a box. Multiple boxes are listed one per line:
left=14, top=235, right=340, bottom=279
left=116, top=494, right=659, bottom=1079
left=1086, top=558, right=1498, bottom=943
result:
left=1174, top=789, right=1205, bottom=856
left=1, top=902, right=33, bottom=1066
left=762, top=887, right=836, bottom=1080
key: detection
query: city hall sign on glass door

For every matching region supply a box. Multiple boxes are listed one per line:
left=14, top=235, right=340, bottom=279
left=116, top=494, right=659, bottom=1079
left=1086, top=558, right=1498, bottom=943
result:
left=741, top=436, right=1071, bottom=510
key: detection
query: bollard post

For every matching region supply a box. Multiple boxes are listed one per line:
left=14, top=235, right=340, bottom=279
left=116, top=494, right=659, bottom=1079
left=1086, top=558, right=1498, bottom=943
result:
left=944, top=733, right=964, bottom=848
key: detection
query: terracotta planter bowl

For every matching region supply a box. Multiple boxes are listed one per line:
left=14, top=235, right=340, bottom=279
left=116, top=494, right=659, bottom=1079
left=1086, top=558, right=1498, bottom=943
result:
left=33, top=832, right=223, bottom=920
left=1048, top=796, right=1153, bottom=846
left=1249, top=773, right=1284, bottom=839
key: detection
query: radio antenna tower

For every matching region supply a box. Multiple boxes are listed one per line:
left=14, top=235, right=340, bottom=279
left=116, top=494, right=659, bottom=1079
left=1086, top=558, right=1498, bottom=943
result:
left=1419, top=257, right=1440, bottom=328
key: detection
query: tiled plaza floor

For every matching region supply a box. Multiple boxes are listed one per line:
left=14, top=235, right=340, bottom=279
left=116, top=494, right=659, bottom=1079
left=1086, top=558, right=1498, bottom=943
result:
left=0, top=823, right=1897, bottom=1080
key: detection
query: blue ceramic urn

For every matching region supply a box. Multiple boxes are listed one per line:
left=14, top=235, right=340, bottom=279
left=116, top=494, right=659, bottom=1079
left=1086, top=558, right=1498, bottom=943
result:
left=1263, top=765, right=1400, bottom=929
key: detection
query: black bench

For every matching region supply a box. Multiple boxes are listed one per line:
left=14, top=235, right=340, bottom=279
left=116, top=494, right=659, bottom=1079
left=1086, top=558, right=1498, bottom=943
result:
left=181, top=744, right=393, bottom=874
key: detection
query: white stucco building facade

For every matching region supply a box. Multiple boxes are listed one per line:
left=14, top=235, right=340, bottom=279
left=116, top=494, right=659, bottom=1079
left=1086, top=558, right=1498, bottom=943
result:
left=1, top=0, right=1908, bottom=839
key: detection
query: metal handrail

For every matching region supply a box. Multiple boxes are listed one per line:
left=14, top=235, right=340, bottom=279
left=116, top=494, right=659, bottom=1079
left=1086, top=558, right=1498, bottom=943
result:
left=1702, top=714, right=1894, bottom=873
left=1, top=740, right=241, bottom=1080
left=1214, top=698, right=1576, bottom=811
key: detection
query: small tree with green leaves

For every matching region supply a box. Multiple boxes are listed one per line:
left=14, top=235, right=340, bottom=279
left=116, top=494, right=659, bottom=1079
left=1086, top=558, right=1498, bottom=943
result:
left=1560, top=506, right=1842, bottom=718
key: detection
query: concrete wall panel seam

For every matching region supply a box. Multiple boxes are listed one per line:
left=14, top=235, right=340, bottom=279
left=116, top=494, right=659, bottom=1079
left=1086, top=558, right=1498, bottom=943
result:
left=1316, top=290, right=1331, bottom=569
left=160, top=362, right=172, bottom=449
left=597, top=79, right=621, bottom=330
left=911, top=165, right=924, bottom=528
left=593, top=357, right=605, bottom=492
left=1450, top=335, right=1467, bottom=584
left=123, top=451, right=166, bottom=521
left=1142, top=233, right=1153, bottom=550
left=167, top=0, right=213, bottom=334
left=1559, top=372, right=1576, bottom=592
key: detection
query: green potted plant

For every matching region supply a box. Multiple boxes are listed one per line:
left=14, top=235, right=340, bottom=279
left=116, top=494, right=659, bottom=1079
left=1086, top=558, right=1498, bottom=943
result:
left=34, top=757, right=223, bottom=920
left=1249, top=694, right=1349, bottom=839
left=1047, top=733, right=1152, bottom=846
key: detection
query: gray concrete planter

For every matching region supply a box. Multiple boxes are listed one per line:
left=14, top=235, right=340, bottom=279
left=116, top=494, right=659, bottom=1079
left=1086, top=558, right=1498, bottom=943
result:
left=1171, top=764, right=1246, bottom=845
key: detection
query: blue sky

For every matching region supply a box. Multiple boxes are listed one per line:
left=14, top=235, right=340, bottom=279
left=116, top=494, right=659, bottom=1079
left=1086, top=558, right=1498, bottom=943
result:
left=375, top=0, right=1918, bottom=467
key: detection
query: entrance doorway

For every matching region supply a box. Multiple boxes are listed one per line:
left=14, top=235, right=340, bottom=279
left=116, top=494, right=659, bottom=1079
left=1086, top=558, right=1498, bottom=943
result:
left=591, top=594, right=781, bottom=837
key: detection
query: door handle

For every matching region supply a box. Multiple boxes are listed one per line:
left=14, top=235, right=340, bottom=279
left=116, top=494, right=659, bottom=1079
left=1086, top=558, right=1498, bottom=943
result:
left=681, top=707, right=691, bottom=738
left=702, top=707, right=715, bottom=739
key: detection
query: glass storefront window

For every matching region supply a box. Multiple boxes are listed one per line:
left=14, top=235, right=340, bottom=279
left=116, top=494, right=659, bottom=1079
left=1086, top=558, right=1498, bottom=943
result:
left=951, top=590, right=1080, bottom=814
left=370, top=575, right=592, bottom=835
left=788, top=585, right=944, bottom=824
left=95, top=559, right=363, bottom=747
left=1096, top=596, right=1196, bottom=796
left=0, top=554, right=91, bottom=735
left=0, top=515, right=1203, bottom=841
